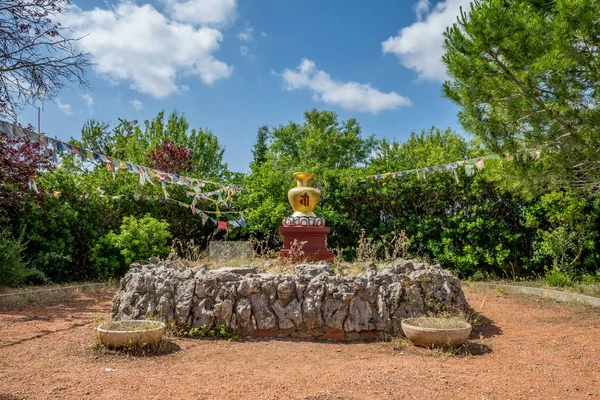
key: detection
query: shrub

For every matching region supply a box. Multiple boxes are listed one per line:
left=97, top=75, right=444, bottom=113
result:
left=544, top=266, right=575, bottom=288
left=0, top=228, right=40, bottom=287
left=581, top=273, right=599, bottom=285
left=91, top=215, right=171, bottom=279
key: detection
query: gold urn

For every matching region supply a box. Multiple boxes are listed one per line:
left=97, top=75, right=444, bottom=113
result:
left=288, top=172, right=320, bottom=217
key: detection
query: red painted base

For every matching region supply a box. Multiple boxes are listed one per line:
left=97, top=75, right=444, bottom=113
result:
left=278, top=226, right=335, bottom=262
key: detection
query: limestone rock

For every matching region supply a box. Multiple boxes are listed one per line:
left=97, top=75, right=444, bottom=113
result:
left=250, top=293, right=277, bottom=330
left=272, top=298, right=302, bottom=330
left=112, top=258, right=468, bottom=340
left=212, top=266, right=257, bottom=276
left=343, top=296, right=373, bottom=332
left=295, top=263, right=334, bottom=278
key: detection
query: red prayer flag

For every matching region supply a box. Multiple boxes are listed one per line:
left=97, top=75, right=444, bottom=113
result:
left=217, top=220, right=228, bottom=230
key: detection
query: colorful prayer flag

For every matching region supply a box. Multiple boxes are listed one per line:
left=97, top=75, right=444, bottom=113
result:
left=217, top=220, right=228, bottom=230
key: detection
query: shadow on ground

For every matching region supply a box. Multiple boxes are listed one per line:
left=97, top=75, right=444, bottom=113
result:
left=459, top=340, right=493, bottom=356
left=0, top=290, right=114, bottom=323
left=0, top=322, right=89, bottom=349
left=0, top=394, right=24, bottom=400
left=469, top=311, right=502, bottom=339
left=95, top=340, right=181, bottom=358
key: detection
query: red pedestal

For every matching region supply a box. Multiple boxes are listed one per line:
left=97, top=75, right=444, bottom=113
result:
left=278, top=226, right=335, bottom=262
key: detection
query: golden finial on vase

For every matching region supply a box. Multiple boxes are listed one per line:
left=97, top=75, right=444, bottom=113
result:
left=288, top=172, right=320, bottom=217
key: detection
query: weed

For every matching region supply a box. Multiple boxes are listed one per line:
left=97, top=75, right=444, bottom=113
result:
left=169, top=238, right=206, bottom=263
left=405, top=316, right=470, bottom=329
left=356, top=229, right=411, bottom=264
left=390, top=337, right=412, bottom=351
left=380, top=231, right=410, bottom=261
left=544, top=266, right=575, bottom=288
left=356, top=229, right=381, bottom=262
left=249, top=235, right=280, bottom=260
left=175, top=324, right=240, bottom=341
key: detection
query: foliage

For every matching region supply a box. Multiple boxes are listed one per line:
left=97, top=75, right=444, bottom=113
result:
left=73, top=110, right=228, bottom=179
left=443, top=0, right=600, bottom=195
left=524, top=191, right=597, bottom=272
left=79, top=120, right=113, bottom=155
left=178, top=324, right=240, bottom=341
left=333, top=168, right=529, bottom=278
left=0, top=228, right=39, bottom=287
left=241, top=109, right=376, bottom=244
left=147, top=139, right=192, bottom=174
left=369, top=127, right=471, bottom=173
left=0, top=0, right=90, bottom=120
left=114, top=110, right=228, bottom=179
left=544, top=266, right=576, bottom=288
left=251, top=125, right=269, bottom=172
left=91, top=215, right=171, bottom=279
left=0, top=135, right=53, bottom=207
left=3, top=106, right=600, bottom=284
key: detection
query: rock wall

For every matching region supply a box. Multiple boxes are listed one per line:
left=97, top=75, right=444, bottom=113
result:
left=112, top=259, right=467, bottom=340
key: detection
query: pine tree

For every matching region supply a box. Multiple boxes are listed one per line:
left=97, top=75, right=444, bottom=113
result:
left=443, top=0, right=600, bottom=194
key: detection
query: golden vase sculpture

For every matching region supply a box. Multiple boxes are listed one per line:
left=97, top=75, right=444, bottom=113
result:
left=288, top=172, right=320, bottom=217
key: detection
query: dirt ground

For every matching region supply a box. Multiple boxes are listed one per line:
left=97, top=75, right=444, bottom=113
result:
left=1, top=287, right=599, bottom=400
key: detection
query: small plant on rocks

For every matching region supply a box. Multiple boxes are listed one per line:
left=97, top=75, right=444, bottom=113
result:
left=177, top=324, right=240, bottom=341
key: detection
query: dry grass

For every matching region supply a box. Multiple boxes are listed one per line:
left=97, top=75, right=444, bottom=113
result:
left=356, top=230, right=410, bottom=264
left=168, top=237, right=316, bottom=274
left=404, top=317, right=471, bottom=330
left=487, top=279, right=600, bottom=298
left=91, top=334, right=179, bottom=357
left=169, top=238, right=206, bottom=263
left=383, top=335, right=490, bottom=358
left=166, top=231, right=415, bottom=277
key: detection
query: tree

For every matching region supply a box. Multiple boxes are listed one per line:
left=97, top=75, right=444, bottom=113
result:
left=147, top=139, right=192, bottom=174
left=241, top=109, right=376, bottom=240
left=111, top=110, right=228, bottom=178
left=443, top=0, right=600, bottom=195
left=0, top=135, right=53, bottom=207
left=250, top=125, right=269, bottom=172
left=369, top=127, right=470, bottom=173
left=268, top=109, right=376, bottom=174
left=0, top=0, right=90, bottom=120
left=78, top=120, right=113, bottom=156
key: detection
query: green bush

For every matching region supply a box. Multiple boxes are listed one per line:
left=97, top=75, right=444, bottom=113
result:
left=91, top=215, right=172, bottom=279
left=544, top=266, right=575, bottom=288
left=0, top=228, right=40, bottom=287
left=581, top=272, right=600, bottom=285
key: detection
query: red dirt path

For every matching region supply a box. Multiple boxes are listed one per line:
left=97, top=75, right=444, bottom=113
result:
left=1, top=287, right=599, bottom=399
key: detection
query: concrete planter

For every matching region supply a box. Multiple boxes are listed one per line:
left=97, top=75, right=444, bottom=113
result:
left=401, top=317, right=471, bottom=347
left=97, top=320, right=166, bottom=348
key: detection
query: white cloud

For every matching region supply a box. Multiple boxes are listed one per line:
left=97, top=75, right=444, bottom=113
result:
left=56, top=99, right=73, bottom=116
left=63, top=2, right=233, bottom=99
left=163, top=0, right=236, bottom=25
left=239, top=45, right=249, bottom=57
left=280, top=59, right=410, bottom=114
left=237, top=27, right=254, bottom=42
left=382, top=0, right=472, bottom=81
left=131, top=99, right=144, bottom=111
left=413, top=0, right=430, bottom=21
left=81, top=93, right=94, bottom=112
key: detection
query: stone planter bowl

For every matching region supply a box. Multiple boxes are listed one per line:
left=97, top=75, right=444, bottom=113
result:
left=97, top=320, right=166, bottom=348
left=401, top=317, right=472, bottom=347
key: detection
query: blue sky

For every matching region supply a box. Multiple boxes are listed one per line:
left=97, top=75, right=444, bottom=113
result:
left=17, top=0, right=472, bottom=172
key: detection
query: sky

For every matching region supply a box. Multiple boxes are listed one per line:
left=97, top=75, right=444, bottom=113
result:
left=17, top=0, right=474, bottom=173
